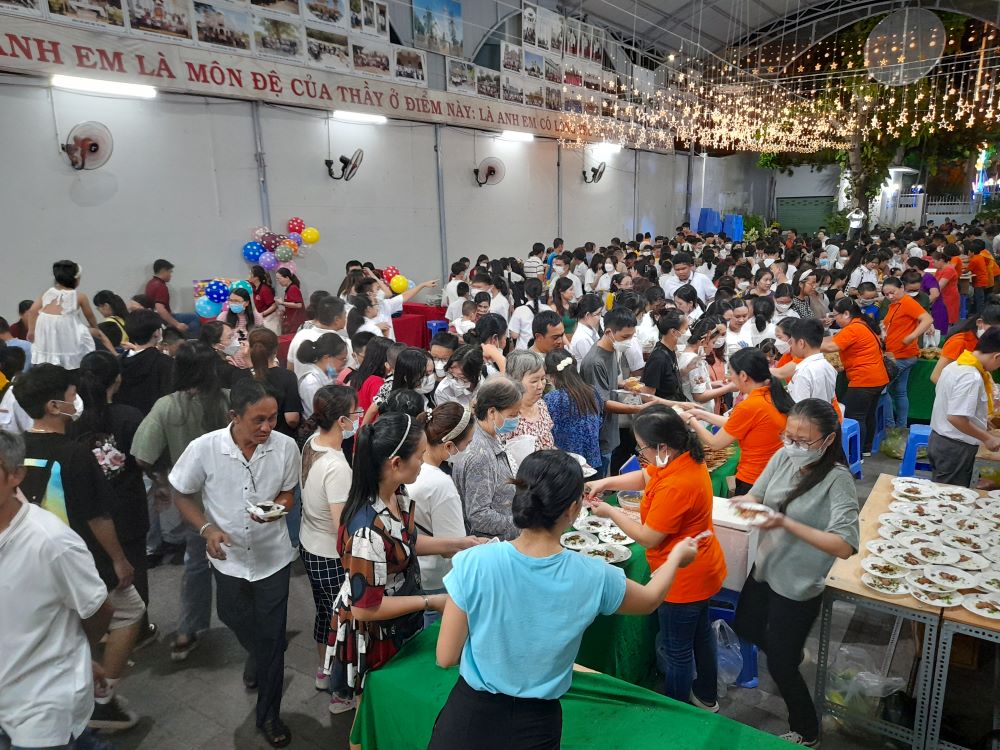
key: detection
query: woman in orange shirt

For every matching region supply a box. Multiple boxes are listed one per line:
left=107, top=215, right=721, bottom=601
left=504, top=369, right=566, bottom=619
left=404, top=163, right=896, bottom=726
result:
left=881, top=277, right=933, bottom=428
left=686, top=348, right=794, bottom=495
left=586, top=406, right=726, bottom=710
left=822, top=299, right=889, bottom=455
left=931, top=304, right=1000, bottom=384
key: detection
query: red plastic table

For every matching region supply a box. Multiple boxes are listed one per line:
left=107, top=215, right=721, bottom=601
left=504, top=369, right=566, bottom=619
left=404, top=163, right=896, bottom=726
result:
left=392, top=314, right=425, bottom=348
left=402, top=302, right=448, bottom=348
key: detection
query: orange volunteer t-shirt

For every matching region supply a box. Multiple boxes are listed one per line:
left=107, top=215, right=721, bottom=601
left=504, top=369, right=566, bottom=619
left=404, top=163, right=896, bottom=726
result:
left=640, top=452, right=726, bottom=604
left=724, top=386, right=787, bottom=484
left=833, top=320, right=889, bottom=388
left=883, top=294, right=926, bottom=360
left=969, top=253, right=990, bottom=288
left=941, top=331, right=978, bottom=361
left=981, top=250, right=999, bottom=286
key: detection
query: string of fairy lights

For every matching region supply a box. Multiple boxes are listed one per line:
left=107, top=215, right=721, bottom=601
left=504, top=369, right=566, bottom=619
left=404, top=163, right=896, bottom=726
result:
left=555, top=10, right=1000, bottom=154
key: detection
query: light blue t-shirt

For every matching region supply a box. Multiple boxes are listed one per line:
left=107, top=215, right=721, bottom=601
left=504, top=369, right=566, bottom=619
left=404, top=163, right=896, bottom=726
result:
left=444, top=541, right=626, bottom=700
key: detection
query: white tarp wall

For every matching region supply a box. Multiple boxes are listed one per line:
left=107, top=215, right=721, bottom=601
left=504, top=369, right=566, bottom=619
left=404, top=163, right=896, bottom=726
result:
left=1, top=80, right=756, bottom=312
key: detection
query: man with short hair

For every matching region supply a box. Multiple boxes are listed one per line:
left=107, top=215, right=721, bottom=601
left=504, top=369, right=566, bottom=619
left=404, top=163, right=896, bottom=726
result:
left=15, top=364, right=145, bottom=732
left=0, top=430, right=116, bottom=750
left=929, top=327, right=1000, bottom=487
left=287, top=297, right=350, bottom=378
left=8, top=300, right=32, bottom=341
left=550, top=253, right=583, bottom=300
left=443, top=261, right=468, bottom=307
left=487, top=274, right=511, bottom=321
left=117, top=310, right=175, bottom=416
left=579, top=308, right=654, bottom=477
left=529, top=310, right=565, bottom=355
left=169, top=379, right=300, bottom=747
left=786, top=319, right=837, bottom=405
left=0, top=316, right=31, bottom=372
left=522, top=243, right=546, bottom=280
left=658, top=251, right=716, bottom=303
left=145, top=259, right=201, bottom=336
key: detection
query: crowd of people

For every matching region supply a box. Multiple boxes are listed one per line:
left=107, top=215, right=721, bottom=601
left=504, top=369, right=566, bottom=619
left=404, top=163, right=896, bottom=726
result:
left=1, top=216, right=999, bottom=749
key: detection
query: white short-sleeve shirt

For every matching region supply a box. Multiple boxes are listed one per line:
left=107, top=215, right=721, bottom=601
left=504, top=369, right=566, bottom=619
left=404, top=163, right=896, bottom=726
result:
left=786, top=352, right=838, bottom=404
left=931, top=362, right=988, bottom=446
left=169, top=426, right=301, bottom=581
left=376, top=295, right=405, bottom=341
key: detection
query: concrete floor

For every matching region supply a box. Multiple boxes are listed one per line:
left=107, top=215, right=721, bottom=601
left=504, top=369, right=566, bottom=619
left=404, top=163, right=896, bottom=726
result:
left=105, top=452, right=995, bottom=750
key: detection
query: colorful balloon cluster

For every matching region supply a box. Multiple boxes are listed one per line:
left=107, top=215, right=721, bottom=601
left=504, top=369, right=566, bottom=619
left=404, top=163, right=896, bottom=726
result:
left=195, top=279, right=231, bottom=318
left=239, top=216, right=320, bottom=276
left=382, top=265, right=415, bottom=293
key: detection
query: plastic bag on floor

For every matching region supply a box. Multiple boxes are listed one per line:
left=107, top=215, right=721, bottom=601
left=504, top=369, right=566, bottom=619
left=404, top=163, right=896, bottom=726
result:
left=713, top=619, right=743, bottom=696
left=826, top=645, right=905, bottom=732
left=879, top=427, right=907, bottom=460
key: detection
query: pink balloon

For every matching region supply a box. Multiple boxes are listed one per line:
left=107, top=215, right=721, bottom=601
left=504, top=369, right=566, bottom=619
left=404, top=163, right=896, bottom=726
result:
left=252, top=226, right=269, bottom=241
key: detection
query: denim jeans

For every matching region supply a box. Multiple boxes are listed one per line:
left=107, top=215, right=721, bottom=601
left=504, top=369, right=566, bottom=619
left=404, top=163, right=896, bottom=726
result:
left=178, top=528, right=213, bottom=638
left=598, top=452, right=613, bottom=479
left=887, top=356, right=918, bottom=428
left=172, top=312, right=202, bottom=338
left=656, top=598, right=717, bottom=705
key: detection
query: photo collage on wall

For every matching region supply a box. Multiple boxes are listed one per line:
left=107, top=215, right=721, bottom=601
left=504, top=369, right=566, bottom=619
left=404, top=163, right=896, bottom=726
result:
left=0, top=0, right=428, bottom=87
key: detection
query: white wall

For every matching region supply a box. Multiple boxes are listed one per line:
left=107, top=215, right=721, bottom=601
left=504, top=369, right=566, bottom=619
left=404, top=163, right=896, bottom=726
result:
left=774, top=165, right=840, bottom=198
left=560, top=145, right=634, bottom=243
left=637, top=150, right=685, bottom=235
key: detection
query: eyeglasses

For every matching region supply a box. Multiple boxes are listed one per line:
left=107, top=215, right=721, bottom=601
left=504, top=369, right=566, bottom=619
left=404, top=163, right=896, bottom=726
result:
left=779, top=432, right=829, bottom=451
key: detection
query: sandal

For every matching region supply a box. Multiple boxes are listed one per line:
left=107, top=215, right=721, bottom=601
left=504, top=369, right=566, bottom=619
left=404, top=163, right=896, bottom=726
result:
left=259, top=718, right=292, bottom=748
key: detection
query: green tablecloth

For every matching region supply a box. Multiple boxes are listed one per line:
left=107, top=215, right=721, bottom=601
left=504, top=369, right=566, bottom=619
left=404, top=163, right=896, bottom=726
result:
left=350, top=624, right=790, bottom=750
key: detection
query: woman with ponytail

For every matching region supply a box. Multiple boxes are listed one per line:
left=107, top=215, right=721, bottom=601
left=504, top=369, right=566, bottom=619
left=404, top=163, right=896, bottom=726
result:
left=299, top=384, right=361, bottom=713
left=276, top=268, right=306, bottom=334
left=463, top=313, right=508, bottom=376
left=508, top=278, right=549, bottom=350
left=249, top=264, right=281, bottom=334
left=821, top=298, right=889, bottom=454
left=242, top=328, right=301, bottom=437
left=585, top=406, right=726, bottom=711
left=429, top=450, right=699, bottom=749
left=295, top=333, right=347, bottom=420
left=731, top=399, right=858, bottom=747
left=684, top=348, right=792, bottom=495
left=331, top=412, right=479, bottom=700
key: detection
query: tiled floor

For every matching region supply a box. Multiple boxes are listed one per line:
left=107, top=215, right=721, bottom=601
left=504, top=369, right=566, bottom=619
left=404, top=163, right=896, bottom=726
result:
left=105, top=453, right=992, bottom=749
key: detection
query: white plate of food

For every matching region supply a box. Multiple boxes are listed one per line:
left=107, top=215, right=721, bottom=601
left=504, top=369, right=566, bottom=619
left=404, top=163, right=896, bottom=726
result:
left=861, top=573, right=909, bottom=597
left=987, top=548, right=1000, bottom=565
left=574, top=516, right=611, bottom=533
left=943, top=517, right=993, bottom=536
left=890, top=502, right=942, bottom=522
left=923, top=565, right=979, bottom=590
left=973, top=506, right=1000, bottom=525
left=927, top=500, right=965, bottom=515
left=881, top=548, right=925, bottom=570
left=976, top=571, right=1000, bottom=594
left=878, top=525, right=906, bottom=541
left=896, top=532, right=938, bottom=549
left=598, top=527, right=635, bottom=546
left=975, top=498, right=1000, bottom=513
left=934, top=486, right=981, bottom=504
left=866, top=539, right=901, bottom=557
left=860, top=556, right=908, bottom=579
left=985, top=489, right=1000, bottom=501
left=906, top=572, right=957, bottom=595
left=983, top=531, right=1000, bottom=548
left=961, top=593, right=1000, bottom=620
left=910, top=588, right=964, bottom=608
left=940, top=530, right=988, bottom=553
left=890, top=483, right=939, bottom=501
left=566, top=452, right=597, bottom=478
left=952, top=550, right=991, bottom=571
left=731, top=502, right=776, bottom=526
left=891, top=476, right=934, bottom=488
left=881, top=514, right=934, bottom=534
left=248, top=502, right=288, bottom=520
left=910, top=543, right=961, bottom=566
left=561, top=531, right=598, bottom=551
left=581, top=543, right=631, bottom=564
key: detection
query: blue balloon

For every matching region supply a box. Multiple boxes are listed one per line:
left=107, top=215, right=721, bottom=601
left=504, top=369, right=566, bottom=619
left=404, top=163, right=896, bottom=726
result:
left=407, top=278, right=416, bottom=289
left=205, top=280, right=229, bottom=303
left=242, top=241, right=264, bottom=263
left=195, top=295, right=223, bottom=318
left=287, top=232, right=303, bottom=246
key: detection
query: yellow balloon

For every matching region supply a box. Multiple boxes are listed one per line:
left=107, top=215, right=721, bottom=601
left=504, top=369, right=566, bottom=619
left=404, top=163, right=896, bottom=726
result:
left=301, top=227, right=320, bottom=244
left=390, top=275, right=409, bottom=294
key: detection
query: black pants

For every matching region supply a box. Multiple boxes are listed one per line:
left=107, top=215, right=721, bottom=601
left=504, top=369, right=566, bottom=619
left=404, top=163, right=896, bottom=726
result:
left=841, top=385, right=883, bottom=454
left=734, top=573, right=823, bottom=741
left=927, top=431, right=979, bottom=488
left=428, top=677, right=562, bottom=750
left=213, top=564, right=290, bottom=727
left=734, top=478, right=754, bottom=497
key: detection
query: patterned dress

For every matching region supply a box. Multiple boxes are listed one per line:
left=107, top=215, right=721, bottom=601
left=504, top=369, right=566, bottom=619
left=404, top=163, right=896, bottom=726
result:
left=508, top=399, right=555, bottom=450
left=331, top=490, right=423, bottom=695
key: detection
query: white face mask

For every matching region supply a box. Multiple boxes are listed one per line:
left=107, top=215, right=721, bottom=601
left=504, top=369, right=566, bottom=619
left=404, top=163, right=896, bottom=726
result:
left=417, top=373, right=436, bottom=394
left=677, top=332, right=690, bottom=348
left=654, top=447, right=670, bottom=468
left=376, top=288, right=386, bottom=302
left=977, top=327, right=986, bottom=338
left=57, top=395, right=84, bottom=421
left=433, top=359, right=448, bottom=378
left=223, top=341, right=241, bottom=357
left=605, top=263, right=615, bottom=273
left=775, top=302, right=791, bottom=313
left=783, top=442, right=825, bottom=469
left=737, top=281, right=750, bottom=291
left=775, top=339, right=790, bottom=354
left=610, top=332, right=631, bottom=354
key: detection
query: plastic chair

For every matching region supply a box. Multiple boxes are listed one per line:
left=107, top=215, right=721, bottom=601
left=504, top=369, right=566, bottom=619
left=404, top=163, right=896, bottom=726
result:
left=899, top=423, right=933, bottom=477
left=841, top=418, right=863, bottom=480
left=708, top=588, right=758, bottom=689
left=426, top=320, right=449, bottom=338
left=619, top=455, right=640, bottom=474
left=871, top=392, right=890, bottom=453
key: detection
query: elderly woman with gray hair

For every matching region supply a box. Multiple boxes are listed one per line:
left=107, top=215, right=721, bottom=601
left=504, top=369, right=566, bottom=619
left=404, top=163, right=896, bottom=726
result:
left=504, top=349, right=555, bottom=451
left=451, top=376, right=524, bottom=540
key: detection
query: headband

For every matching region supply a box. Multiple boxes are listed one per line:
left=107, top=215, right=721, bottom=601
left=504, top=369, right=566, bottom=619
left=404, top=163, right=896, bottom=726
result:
left=556, top=357, right=573, bottom=372
left=388, top=414, right=412, bottom=459
left=798, top=270, right=814, bottom=283
left=441, top=407, right=472, bottom=443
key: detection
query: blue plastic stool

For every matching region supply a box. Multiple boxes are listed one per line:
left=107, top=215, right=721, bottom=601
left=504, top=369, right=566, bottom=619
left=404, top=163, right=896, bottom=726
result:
left=426, top=320, right=449, bottom=338
left=899, top=423, right=933, bottom=477
left=960, top=296, right=968, bottom=321
left=871, top=392, right=890, bottom=452
left=841, top=418, right=863, bottom=479
left=619, top=455, right=640, bottom=474
left=708, top=588, right=759, bottom=689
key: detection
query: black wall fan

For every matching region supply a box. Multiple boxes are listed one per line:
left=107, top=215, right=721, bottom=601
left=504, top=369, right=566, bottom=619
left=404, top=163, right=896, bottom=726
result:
left=325, top=148, right=364, bottom=181
left=582, top=162, right=606, bottom=183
